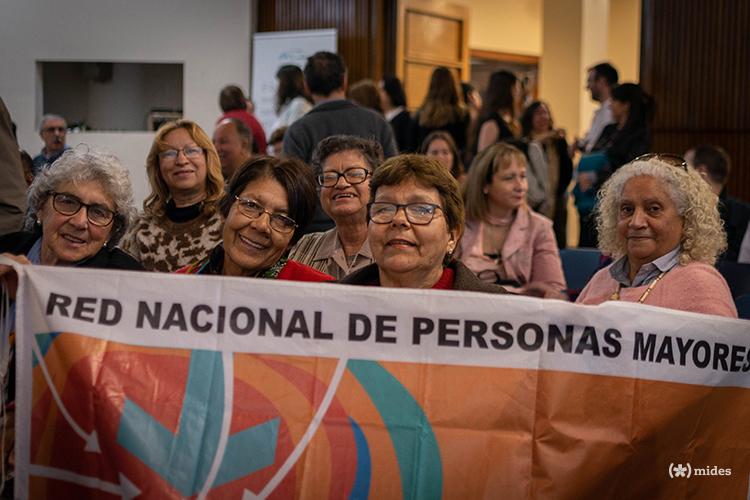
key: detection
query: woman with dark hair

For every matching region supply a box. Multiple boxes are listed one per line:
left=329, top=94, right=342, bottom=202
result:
left=419, top=131, right=465, bottom=184
left=217, top=84, right=267, bottom=154
left=289, top=135, right=383, bottom=278
left=349, top=79, right=383, bottom=114
left=476, top=70, right=522, bottom=153
left=521, top=100, right=573, bottom=248
left=177, top=156, right=332, bottom=281
left=575, top=82, right=654, bottom=247
left=379, top=76, right=413, bottom=152
left=412, top=67, right=469, bottom=157
left=272, top=65, right=312, bottom=132
left=122, top=119, right=225, bottom=272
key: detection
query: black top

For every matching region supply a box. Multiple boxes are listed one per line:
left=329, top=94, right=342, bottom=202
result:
left=718, top=189, right=750, bottom=262
left=474, top=111, right=516, bottom=155
left=591, top=123, right=651, bottom=185
left=412, top=109, right=470, bottom=155
left=389, top=109, right=415, bottom=153
left=165, top=199, right=203, bottom=223
left=0, top=229, right=144, bottom=270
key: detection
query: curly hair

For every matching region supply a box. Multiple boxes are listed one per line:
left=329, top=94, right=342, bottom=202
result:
left=143, top=119, right=224, bottom=218
left=595, top=157, right=726, bottom=265
left=25, top=146, right=135, bottom=246
left=311, top=135, right=384, bottom=175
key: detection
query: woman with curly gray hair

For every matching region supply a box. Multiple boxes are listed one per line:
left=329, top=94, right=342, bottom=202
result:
left=0, top=146, right=142, bottom=280
left=576, top=154, right=736, bottom=317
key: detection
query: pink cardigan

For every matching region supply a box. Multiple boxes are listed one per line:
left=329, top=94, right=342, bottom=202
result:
left=576, top=261, right=738, bottom=318
left=457, top=207, right=566, bottom=292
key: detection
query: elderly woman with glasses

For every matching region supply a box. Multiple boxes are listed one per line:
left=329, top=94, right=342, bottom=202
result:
left=177, top=156, right=332, bottom=282
left=0, top=147, right=141, bottom=278
left=576, top=154, right=737, bottom=317
left=340, top=154, right=507, bottom=292
left=288, top=135, right=382, bottom=279
left=121, top=119, right=225, bottom=272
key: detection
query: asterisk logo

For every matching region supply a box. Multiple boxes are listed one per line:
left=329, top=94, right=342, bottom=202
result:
left=673, top=464, right=687, bottom=477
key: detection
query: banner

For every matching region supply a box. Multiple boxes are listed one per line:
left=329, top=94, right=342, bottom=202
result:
left=10, top=264, right=750, bottom=499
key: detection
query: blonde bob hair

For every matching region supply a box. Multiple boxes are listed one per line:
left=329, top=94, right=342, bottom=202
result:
left=595, top=157, right=726, bottom=265
left=143, top=119, right=224, bottom=217
left=463, top=142, right=527, bottom=222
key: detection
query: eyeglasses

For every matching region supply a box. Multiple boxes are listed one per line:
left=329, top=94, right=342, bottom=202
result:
left=50, top=192, right=116, bottom=227
left=633, top=153, right=688, bottom=171
left=158, top=146, right=205, bottom=162
left=42, top=126, right=66, bottom=133
left=369, top=202, right=443, bottom=225
left=317, top=167, right=371, bottom=187
left=234, top=196, right=297, bottom=233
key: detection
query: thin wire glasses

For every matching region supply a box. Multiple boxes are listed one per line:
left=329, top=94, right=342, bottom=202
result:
left=158, top=146, right=205, bottom=162
left=50, top=192, right=115, bottom=227
left=234, top=196, right=297, bottom=233
left=369, top=202, right=443, bottom=225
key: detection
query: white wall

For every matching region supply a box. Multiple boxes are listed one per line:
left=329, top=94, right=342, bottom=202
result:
left=0, top=0, right=252, bottom=207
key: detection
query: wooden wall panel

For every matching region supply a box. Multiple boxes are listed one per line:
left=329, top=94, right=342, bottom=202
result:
left=256, top=0, right=397, bottom=84
left=641, top=0, right=750, bottom=202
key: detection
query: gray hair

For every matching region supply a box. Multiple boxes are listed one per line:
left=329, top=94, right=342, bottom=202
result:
left=39, top=114, right=67, bottom=132
left=595, top=157, right=726, bottom=265
left=25, top=146, right=136, bottom=246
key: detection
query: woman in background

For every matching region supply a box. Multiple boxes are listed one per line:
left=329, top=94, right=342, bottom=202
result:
left=412, top=67, right=469, bottom=157
left=476, top=70, right=522, bottom=153
left=379, top=76, right=413, bottom=152
left=419, top=131, right=465, bottom=184
left=122, top=120, right=224, bottom=272
left=271, top=65, right=313, bottom=132
left=457, top=143, right=566, bottom=298
left=349, top=79, right=383, bottom=114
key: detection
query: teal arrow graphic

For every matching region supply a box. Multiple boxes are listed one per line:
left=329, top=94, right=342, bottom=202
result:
left=117, top=350, right=279, bottom=496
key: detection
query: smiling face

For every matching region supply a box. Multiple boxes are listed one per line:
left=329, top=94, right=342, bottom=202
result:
left=425, top=138, right=454, bottom=173
left=159, top=127, right=208, bottom=199
left=617, top=175, right=683, bottom=272
left=319, top=149, right=371, bottom=222
left=368, top=178, right=455, bottom=288
left=38, top=180, right=115, bottom=266
left=213, top=121, right=251, bottom=179
left=485, top=156, right=528, bottom=213
left=222, top=176, right=294, bottom=276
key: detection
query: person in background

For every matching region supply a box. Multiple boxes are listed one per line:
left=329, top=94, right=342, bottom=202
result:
left=177, top=156, right=331, bottom=282
left=521, top=100, right=573, bottom=248
left=268, top=127, right=287, bottom=157
left=379, top=76, right=413, bottom=152
left=575, top=62, right=618, bottom=153
left=271, top=64, right=312, bottom=133
left=217, top=84, right=267, bottom=154
left=461, top=81, right=483, bottom=166
left=419, top=131, right=465, bottom=184
left=412, top=67, right=469, bottom=158
left=32, top=114, right=71, bottom=175
left=289, top=135, right=382, bottom=278
left=340, top=154, right=506, bottom=293
left=685, top=145, right=750, bottom=263
left=577, top=155, right=736, bottom=317
left=348, top=79, right=383, bottom=114
left=213, top=118, right=253, bottom=180
left=457, top=143, right=566, bottom=298
left=0, top=98, right=27, bottom=235
left=122, top=120, right=224, bottom=272
left=476, top=70, right=522, bottom=153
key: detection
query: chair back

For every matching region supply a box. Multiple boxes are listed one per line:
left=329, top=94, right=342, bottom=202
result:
left=559, top=248, right=603, bottom=292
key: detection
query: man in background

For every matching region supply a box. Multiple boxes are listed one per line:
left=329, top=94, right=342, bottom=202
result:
left=32, top=114, right=70, bottom=175
left=213, top=118, right=253, bottom=180
left=576, top=62, right=618, bottom=153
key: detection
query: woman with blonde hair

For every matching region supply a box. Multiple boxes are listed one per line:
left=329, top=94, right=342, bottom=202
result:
left=577, top=154, right=736, bottom=317
left=122, top=119, right=225, bottom=272
left=457, top=143, right=566, bottom=298
left=412, top=67, right=469, bottom=157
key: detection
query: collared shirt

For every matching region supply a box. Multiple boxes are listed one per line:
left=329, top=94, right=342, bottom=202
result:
left=384, top=106, right=405, bottom=122
left=583, top=99, right=613, bottom=152
left=32, top=145, right=71, bottom=176
left=288, top=228, right=374, bottom=280
left=609, top=246, right=681, bottom=287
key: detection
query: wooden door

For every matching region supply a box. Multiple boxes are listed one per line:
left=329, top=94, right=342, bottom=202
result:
left=396, top=0, right=469, bottom=111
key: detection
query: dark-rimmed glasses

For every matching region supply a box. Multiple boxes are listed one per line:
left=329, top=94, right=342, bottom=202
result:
left=158, top=146, right=205, bottom=162
left=369, top=202, right=443, bottom=225
left=234, top=196, right=297, bottom=233
left=317, top=167, right=371, bottom=187
left=633, top=153, right=688, bottom=171
left=50, top=192, right=115, bottom=227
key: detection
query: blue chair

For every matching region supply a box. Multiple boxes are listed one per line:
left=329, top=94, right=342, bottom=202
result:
left=735, top=294, right=750, bottom=320
left=559, top=248, right=603, bottom=292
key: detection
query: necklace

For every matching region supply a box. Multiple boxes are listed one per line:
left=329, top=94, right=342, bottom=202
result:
left=610, top=271, right=667, bottom=303
left=486, top=213, right=513, bottom=227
